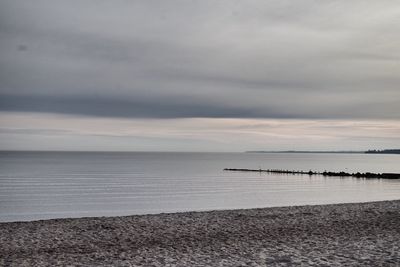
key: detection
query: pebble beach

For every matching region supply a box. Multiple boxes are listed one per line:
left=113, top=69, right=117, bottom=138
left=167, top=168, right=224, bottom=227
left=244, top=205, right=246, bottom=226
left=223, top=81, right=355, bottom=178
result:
left=1, top=200, right=399, bottom=266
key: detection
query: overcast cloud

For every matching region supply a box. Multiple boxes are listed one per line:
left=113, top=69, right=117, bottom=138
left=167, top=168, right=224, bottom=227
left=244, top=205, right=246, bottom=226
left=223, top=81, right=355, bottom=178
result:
left=0, top=1, right=399, bottom=151
left=1, top=0, right=399, bottom=119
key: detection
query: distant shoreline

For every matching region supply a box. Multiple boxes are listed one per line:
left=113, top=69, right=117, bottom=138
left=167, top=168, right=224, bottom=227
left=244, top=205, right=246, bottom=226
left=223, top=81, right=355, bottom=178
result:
left=1, top=150, right=399, bottom=154
left=246, top=149, right=400, bottom=154
left=246, top=151, right=364, bottom=154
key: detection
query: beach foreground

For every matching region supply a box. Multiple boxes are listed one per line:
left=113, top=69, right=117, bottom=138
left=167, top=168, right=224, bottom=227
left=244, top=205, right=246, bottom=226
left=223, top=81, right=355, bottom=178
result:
left=1, top=201, right=399, bottom=266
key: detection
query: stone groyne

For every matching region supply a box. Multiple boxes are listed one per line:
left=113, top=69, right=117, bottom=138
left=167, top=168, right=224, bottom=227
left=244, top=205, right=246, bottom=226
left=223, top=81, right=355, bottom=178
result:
left=223, top=168, right=400, bottom=179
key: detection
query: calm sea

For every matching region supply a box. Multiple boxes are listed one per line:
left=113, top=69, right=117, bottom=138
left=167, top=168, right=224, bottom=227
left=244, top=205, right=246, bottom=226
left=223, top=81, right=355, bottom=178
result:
left=1, top=151, right=400, bottom=222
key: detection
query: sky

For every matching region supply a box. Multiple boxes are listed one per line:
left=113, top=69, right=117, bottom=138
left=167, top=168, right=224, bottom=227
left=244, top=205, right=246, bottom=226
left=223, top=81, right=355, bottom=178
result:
left=0, top=0, right=399, bottom=151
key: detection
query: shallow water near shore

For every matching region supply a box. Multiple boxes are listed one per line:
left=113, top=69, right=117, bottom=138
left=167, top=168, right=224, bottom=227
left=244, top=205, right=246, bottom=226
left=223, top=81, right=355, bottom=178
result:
left=1, top=151, right=400, bottom=222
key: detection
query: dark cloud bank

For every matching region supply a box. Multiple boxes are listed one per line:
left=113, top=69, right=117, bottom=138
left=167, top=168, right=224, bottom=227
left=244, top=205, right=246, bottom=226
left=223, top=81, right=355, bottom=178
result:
left=0, top=0, right=399, bottom=119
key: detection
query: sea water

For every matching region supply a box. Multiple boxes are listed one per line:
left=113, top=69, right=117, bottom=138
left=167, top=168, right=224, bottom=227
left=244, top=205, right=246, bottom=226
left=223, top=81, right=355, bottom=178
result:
left=1, top=151, right=400, bottom=222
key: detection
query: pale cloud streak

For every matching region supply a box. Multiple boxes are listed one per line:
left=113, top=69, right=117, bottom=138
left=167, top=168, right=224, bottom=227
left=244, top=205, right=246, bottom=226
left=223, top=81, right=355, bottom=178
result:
left=1, top=112, right=399, bottom=151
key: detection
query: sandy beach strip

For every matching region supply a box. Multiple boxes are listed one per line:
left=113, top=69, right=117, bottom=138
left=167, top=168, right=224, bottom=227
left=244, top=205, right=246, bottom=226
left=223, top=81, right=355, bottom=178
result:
left=1, top=200, right=399, bottom=266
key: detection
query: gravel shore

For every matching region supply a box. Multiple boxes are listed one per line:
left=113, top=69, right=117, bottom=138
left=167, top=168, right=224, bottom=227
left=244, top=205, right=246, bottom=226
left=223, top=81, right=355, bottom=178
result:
left=1, top=200, right=399, bottom=266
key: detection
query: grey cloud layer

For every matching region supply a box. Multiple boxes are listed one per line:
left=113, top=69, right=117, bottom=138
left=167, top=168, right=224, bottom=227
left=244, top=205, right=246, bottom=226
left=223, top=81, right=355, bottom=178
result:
left=0, top=0, right=399, bottom=119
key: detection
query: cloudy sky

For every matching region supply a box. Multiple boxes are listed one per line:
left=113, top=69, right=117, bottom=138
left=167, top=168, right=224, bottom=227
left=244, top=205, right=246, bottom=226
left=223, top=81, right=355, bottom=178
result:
left=0, top=0, right=399, bottom=151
